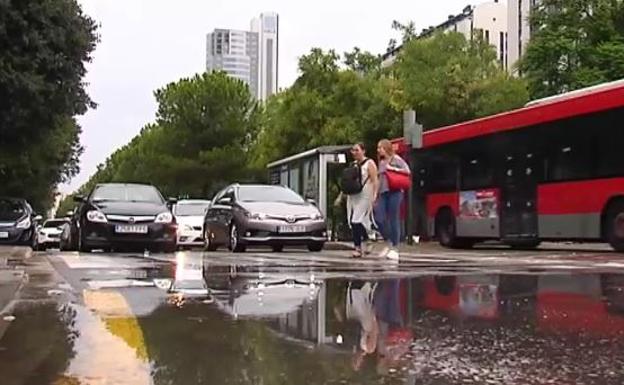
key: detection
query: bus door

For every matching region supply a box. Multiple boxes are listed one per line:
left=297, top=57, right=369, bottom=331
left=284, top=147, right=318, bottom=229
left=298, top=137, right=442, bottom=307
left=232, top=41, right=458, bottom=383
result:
left=500, top=151, right=539, bottom=242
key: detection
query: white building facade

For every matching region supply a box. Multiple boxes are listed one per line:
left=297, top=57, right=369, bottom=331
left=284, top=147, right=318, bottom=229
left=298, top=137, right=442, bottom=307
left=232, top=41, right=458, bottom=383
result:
left=206, top=12, right=278, bottom=101
left=206, top=29, right=259, bottom=96
left=251, top=12, right=279, bottom=101
left=382, top=1, right=508, bottom=70
left=507, top=0, right=540, bottom=72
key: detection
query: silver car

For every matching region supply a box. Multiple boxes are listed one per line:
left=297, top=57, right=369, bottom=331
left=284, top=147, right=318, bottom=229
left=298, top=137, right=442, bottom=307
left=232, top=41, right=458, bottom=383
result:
left=203, top=184, right=327, bottom=252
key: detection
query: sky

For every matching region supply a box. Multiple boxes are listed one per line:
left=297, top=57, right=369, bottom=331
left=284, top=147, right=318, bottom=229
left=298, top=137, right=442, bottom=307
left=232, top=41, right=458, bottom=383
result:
left=65, top=0, right=476, bottom=193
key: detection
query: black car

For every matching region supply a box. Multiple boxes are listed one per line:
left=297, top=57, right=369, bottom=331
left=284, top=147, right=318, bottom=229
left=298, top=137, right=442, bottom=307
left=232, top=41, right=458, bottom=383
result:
left=0, top=197, right=42, bottom=248
left=64, top=183, right=177, bottom=253
left=203, top=184, right=327, bottom=253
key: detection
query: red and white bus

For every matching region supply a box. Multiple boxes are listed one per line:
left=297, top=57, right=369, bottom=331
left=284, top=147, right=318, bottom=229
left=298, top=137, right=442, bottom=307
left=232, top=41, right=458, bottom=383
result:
left=408, top=79, right=624, bottom=251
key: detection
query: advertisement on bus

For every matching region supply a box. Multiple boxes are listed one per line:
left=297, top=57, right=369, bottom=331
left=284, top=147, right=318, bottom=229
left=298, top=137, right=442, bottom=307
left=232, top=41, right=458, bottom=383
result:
left=459, top=189, right=499, bottom=219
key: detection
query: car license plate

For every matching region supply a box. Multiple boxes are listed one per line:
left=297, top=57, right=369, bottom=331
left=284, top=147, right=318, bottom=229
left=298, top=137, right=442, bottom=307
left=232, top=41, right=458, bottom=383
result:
left=115, top=225, right=148, bottom=234
left=278, top=225, right=306, bottom=233
left=0, top=232, right=8, bottom=239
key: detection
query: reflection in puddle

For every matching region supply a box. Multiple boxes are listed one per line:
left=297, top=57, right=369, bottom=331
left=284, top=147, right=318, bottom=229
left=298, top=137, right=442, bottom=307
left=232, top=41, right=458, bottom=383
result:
left=66, top=304, right=152, bottom=385
left=4, top=255, right=624, bottom=384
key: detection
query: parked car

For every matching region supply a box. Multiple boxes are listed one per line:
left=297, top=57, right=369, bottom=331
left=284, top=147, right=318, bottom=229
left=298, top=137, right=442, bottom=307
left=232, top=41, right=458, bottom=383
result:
left=37, top=218, right=69, bottom=250
left=0, top=197, right=42, bottom=248
left=173, top=199, right=211, bottom=248
left=203, top=184, right=327, bottom=253
left=64, top=183, right=178, bottom=253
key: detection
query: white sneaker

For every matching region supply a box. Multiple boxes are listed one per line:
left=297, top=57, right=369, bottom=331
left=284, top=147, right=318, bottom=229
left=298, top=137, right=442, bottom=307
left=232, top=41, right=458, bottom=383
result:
left=378, top=246, right=390, bottom=258
left=386, top=249, right=399, bottom=261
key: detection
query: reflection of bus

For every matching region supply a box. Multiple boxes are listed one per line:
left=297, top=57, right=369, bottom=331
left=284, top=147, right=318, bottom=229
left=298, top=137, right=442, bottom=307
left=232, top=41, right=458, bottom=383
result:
left=408, top=80, right=624, bottom=250
left=537, top=274, right=624, bottom=337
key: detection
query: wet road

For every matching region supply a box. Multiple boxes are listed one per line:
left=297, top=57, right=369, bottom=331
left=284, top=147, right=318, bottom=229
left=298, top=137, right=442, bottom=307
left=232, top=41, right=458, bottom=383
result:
left=2, top=246, right=624, bottom=384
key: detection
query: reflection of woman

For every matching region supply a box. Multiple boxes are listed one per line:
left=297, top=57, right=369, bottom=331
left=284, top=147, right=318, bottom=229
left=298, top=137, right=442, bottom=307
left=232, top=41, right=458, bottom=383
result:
left=346, top=281, right=379, bottom=370
left=374, top=279, right=412, bottom=375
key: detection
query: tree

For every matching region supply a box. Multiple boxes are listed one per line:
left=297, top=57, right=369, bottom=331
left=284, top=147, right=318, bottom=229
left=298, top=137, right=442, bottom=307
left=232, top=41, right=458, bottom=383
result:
left=64, top=72, right=260, bottom=206
left=343, top=47, right=382, bottom=74
left=392, top=20, right=417, bottom=43
left=251, top=48, right=400, bottom=168
left=520, top=0, right=624, bottom=98
left=393, top=32, right=529, bottom=129
left=0, top=0, right=97, bottom=211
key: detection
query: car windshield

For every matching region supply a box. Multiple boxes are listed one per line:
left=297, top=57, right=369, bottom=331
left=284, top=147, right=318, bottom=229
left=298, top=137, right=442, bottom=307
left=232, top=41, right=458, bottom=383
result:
left=43, top=220, right=66, bottom=228
left=91, top=185, right=164, bottom=204
left=0, top=199, right=25, bottom=222
left=174, top=202, right=210, bottom=216
left=238, top=186, right=305, bottom=203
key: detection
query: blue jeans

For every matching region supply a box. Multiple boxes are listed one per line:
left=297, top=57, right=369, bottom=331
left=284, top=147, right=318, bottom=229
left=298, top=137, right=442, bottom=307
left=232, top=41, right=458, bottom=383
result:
left=375, top=191, right=403, bottom=247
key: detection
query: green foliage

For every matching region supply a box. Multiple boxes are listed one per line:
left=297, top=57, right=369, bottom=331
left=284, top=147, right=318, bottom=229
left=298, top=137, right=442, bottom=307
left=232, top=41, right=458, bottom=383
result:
left=251, top=48, right=401, bottom=167
left=70, top=72, right=259, bottom=202
left=0, top=0, right=97, bottom=212
left=393, top=32, right=529, bottom=129
left=520, top=0, right=624, bottom=98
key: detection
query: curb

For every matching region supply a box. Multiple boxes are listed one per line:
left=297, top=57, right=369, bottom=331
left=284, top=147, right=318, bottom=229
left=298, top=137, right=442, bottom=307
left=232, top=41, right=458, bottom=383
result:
left=324, top=242, right=354, bottom=251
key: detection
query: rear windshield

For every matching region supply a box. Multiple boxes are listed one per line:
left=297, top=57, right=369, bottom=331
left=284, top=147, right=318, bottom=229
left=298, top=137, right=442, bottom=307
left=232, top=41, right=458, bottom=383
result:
left=91, top=185, right=164, bottom=204
left=238, top=186, right=304, bottom=204
left=174, top=202, right=210, bottom=216
left=44, top=220, right=67, bottom=228
left=0, top=200, right=25, bottom=221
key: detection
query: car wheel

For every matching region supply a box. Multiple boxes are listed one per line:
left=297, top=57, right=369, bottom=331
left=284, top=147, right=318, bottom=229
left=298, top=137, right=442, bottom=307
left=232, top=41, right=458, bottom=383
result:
left=271, top=244, right=284, bottom=253
left=307, top=242, right=324, bottom=252
left=204, top=228, right=218, bottom=251
left=229, top=223, right=246, bottom=253
left=78, top=230, right=92, bottom=253
left=606, top=200, right=624, bottom=252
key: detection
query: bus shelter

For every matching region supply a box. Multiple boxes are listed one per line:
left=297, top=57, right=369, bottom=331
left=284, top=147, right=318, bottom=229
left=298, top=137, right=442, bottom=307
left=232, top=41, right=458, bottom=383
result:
left=267, top=146, right=351, bottom=240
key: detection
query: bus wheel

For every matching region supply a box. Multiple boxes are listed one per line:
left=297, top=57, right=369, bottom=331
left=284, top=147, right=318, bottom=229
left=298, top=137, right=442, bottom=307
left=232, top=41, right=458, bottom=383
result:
left=606, top=200, right=624, bottom=252
left=436, top=209, right=474, bottom=249
left=436, top=209, right=457, bottom=248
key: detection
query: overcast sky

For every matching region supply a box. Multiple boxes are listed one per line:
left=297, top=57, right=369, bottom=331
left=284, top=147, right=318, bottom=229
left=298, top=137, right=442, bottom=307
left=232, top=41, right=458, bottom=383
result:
left=65, top=0, right=476, bottom=193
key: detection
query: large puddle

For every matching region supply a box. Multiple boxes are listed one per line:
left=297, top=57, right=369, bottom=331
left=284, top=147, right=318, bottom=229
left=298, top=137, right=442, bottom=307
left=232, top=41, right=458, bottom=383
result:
left=1, top=254, right=624, bottom=384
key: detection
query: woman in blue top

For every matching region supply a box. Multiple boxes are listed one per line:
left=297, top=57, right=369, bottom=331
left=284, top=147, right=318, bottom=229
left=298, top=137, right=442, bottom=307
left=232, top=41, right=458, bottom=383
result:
left=375, top=139, right=411, bottom=260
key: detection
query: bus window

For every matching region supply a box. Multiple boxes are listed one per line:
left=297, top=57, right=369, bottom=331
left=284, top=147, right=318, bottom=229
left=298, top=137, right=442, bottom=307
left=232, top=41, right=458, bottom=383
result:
left=461, top=156, right=494, bottom=190
left=596, top=108, right=624, bottom=178
left=428, top=158, right=458, bottom=192
left=547, top=144, right=593, bottom=182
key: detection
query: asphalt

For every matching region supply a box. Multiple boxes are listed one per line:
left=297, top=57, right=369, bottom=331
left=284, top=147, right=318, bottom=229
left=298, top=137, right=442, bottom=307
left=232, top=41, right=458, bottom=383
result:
left=0, top=244, right=623, bottom=385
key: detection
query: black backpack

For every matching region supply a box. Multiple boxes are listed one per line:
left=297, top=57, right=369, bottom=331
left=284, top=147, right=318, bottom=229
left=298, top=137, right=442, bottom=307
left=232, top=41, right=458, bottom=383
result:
left=340, top=159, right=370, bottom=195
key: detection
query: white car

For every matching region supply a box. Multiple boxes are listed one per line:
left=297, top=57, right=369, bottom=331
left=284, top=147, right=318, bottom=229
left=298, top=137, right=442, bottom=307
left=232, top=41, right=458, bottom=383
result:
left=173, top=199, right=211, bottom=248
left=37, top=218, right=69, bottom=250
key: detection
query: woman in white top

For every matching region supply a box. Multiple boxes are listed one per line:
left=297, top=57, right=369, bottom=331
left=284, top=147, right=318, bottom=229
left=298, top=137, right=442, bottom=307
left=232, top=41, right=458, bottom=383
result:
left=346, top=143, right=379, bottom=258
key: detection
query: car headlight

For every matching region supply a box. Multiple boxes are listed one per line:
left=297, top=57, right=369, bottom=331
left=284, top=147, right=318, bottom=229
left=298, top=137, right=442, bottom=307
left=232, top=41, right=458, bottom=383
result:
left=155, top=212, right=173, bottom=224
left=247, top=212, right=268, bottom=220
left=87, top=210, right=108, bottom=223
left=16, top=217, right=31, bottom=229
left=313, top=213, right=324, bottom=220
left=184, top=225, right=194, bottom=232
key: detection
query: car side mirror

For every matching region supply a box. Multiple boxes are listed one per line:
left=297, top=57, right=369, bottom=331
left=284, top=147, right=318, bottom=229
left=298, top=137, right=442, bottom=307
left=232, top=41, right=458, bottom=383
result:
left=73, top=195, right=85, bottom=203
left=306, top=199, right=317, bottom=206
left=34, top=215, right=43, bottom=222
left=168, top=197, right=178, bottom=205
